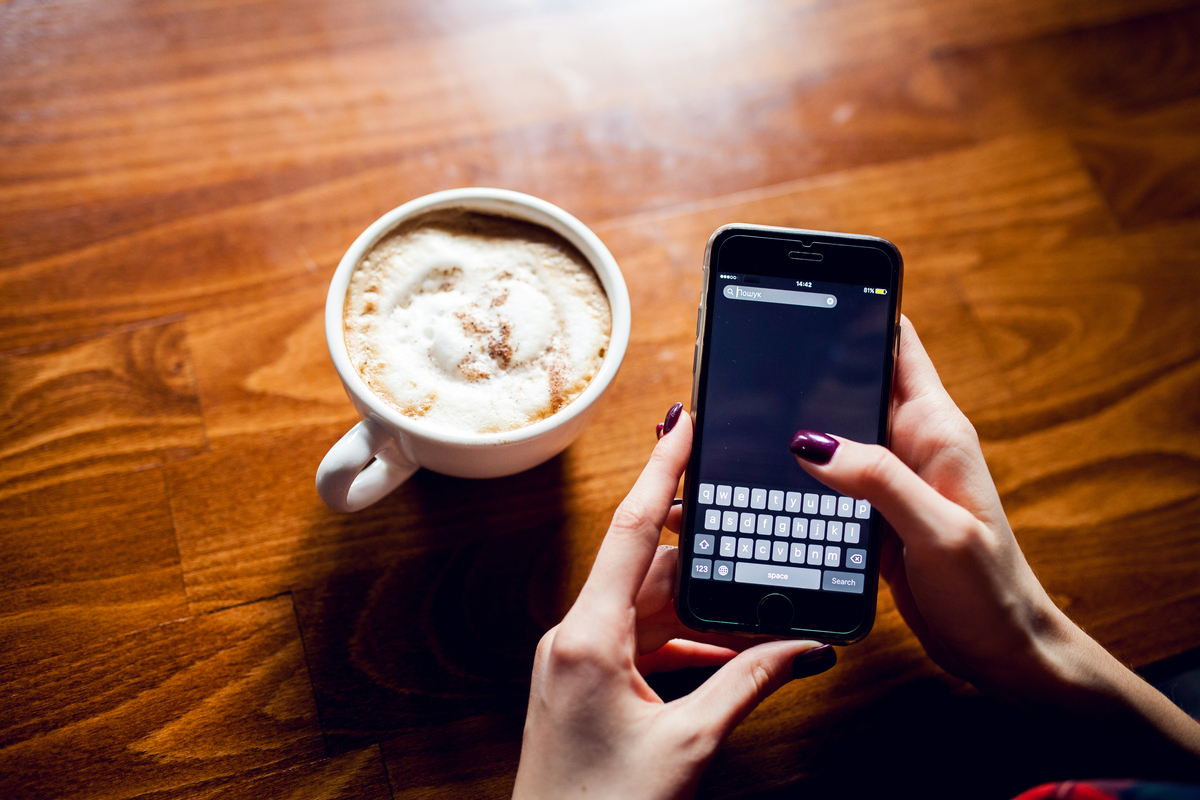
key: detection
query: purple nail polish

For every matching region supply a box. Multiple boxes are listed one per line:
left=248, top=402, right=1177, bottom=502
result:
left=792, top=644, right=836, bottom=679
left=656, top=423, right=664, bottom=440
left=662, top=402, right=683, bottom=436
left=789, top=430, right=838, bottom=464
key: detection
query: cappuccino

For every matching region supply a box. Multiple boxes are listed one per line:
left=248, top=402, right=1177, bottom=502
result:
left=343, top=210, right=612, bottom=435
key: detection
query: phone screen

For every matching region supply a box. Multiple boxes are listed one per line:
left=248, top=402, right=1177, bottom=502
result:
left=679, top=230, right=901, bottom=641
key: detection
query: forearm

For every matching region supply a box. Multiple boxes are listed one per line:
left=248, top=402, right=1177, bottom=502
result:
left=1025, top=610, right=1200, bottom=776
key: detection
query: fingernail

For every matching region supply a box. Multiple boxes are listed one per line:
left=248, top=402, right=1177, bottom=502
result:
left=662, top=402, right=684, bottom=436
left=671, top=497, right=683, bottom=506
left=792, top=644, right=837, bottom=679
left=656, top=423, right=665, bottom=440
left=789, top=430, right=839, bottom=464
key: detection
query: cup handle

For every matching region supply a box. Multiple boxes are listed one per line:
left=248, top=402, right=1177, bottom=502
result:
left=316, top=419, right=419, bottom=512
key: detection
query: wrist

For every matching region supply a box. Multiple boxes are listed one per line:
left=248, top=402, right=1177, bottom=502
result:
left=1021, top=607, right=1118, bottom=710
left=967, top=596, right=1093, bottom=709
left=991, top=601, right=1200, bottom=761
left=1027, top=611, right=1200, bottom=774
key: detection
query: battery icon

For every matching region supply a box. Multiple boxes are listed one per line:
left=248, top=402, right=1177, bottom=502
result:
left=874, top=288, right=887, bottom=295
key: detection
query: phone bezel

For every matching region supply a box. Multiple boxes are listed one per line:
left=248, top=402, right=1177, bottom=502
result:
left=673, top=224, right=903, bottom=645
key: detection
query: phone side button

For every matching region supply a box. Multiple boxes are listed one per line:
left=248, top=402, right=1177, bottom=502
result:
left=692, top=342, right=699, bottom=374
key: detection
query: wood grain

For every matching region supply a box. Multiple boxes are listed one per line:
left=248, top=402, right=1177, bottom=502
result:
left=170, top=746, right=392, bottom=800
left=962, top=223, right=1200, bottom=666
left=1071, top=103, right=1200, bottom=227
left=0, top=319, right=207, bottom=501
left=0, top=469, right=188, bottom=669
left=937, top=3, right=1200, bottom=226
left=1, top=0, right=1171, bottom=350
left=3, top=0, right=1200, bottom=797
left=0, top=596, right=327, bottom=800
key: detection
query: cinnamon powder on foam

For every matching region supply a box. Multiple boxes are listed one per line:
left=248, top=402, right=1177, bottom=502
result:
left=343, top=211, right=612, bottom=435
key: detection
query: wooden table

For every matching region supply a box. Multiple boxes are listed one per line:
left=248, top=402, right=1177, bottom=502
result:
left=3, top=1, right=1199, bottom=797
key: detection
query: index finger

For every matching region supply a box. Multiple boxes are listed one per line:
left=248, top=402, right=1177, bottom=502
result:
left=576, top=409, right=693, bottom=616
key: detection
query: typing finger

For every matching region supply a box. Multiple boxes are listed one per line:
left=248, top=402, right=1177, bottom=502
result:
left=790, top=433, right=977, bottom=554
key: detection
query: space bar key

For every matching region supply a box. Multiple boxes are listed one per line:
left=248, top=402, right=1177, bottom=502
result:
left=734, top=562, right=821, bottom=590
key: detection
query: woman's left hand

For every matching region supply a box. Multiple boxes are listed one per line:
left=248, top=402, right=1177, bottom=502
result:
left=512, top=405, right=833, bottom=800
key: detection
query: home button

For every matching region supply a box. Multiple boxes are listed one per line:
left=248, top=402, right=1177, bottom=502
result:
left=756, top=593, right=794, bottom=628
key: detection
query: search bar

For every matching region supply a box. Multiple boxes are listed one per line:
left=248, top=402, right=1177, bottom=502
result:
left=723, top=284, right=837, bottom=309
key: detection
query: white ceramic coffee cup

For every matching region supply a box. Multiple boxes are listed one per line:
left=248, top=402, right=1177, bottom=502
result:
left=316, top=188, right=631, bottom=512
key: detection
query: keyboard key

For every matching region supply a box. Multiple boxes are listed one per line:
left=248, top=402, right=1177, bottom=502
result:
left=785, top=491, right=802, bottom=513
left=792, top=517, right=808, bottom=539
left=722, top=511, right=738, bottom=532
left=704, top=509, right=720, bottom=530
left=694, top=534, right=715, bottom=556
left=768, top=490, right=784, bottom=511
left=755, top=539, right=771, bottom=561
left=790, top=542, right=807, bottom=563
left=772, top=541, right=789, bottom=562
left=734, top=561, right=820, bottom=590
left=739, top=512, right=755, bottom=534
left=820, top=495, right=837, bottom=516
left=719, top=536, right=737, bottom=558
left=733, top=487, right=750, bottom=508
left=844, top=522, right=861, bottom=544
left=824, top=545, right=841, bottom=568
left=737, top=538, right=754, bottom=559
left=714, top=560, right=734, bottom=581
left=810, top=519, right=826, bottom=541
left=692, top=558, right=712, bottom=580
left=827, top=520, right=843, bottom=542
left=774, top=516, right=790, bottom=537
left=806, top=544, right=823, bottom=565
left=837, top=496, right=854, bottom=517
left=845, top=548, right=867, bottom=569
left=823, top=570, right=864, bottom=593
left=855, top=499, right=871, bottom=519
left=757, top=514, right=773, bottom=536
left=750, top=488, right=767, bottom=509
left=803, top=493, right=819, bottom=514
left=716, top=485, right=732, bottom=506
left=698, top=483, right=714, bottom=504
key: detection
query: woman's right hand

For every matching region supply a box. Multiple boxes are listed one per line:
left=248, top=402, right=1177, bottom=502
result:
left=791, top=315, right=1063, bottom=700
left=789, top=317, right=1200, bottom=769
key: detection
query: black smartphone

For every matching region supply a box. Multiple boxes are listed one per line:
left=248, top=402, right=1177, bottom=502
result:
left=674, top=225, right=902, bottom=644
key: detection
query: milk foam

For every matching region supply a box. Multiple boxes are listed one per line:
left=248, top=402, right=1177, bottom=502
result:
left=344, top=211, right=612, bottom=435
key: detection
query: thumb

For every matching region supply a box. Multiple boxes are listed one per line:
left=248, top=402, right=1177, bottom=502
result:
left=788, top=430, right=975, bottom=551
left=673, top=640, right=834, bottom=742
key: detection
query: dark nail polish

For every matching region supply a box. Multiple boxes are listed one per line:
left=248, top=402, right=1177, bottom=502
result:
left=656, top=423, right=664, bottom=440
left=789, top=430, right=839, bottom=464
left=662, top=402, right=684, bottom=436
left=792, top=644, right=837, bottom=679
